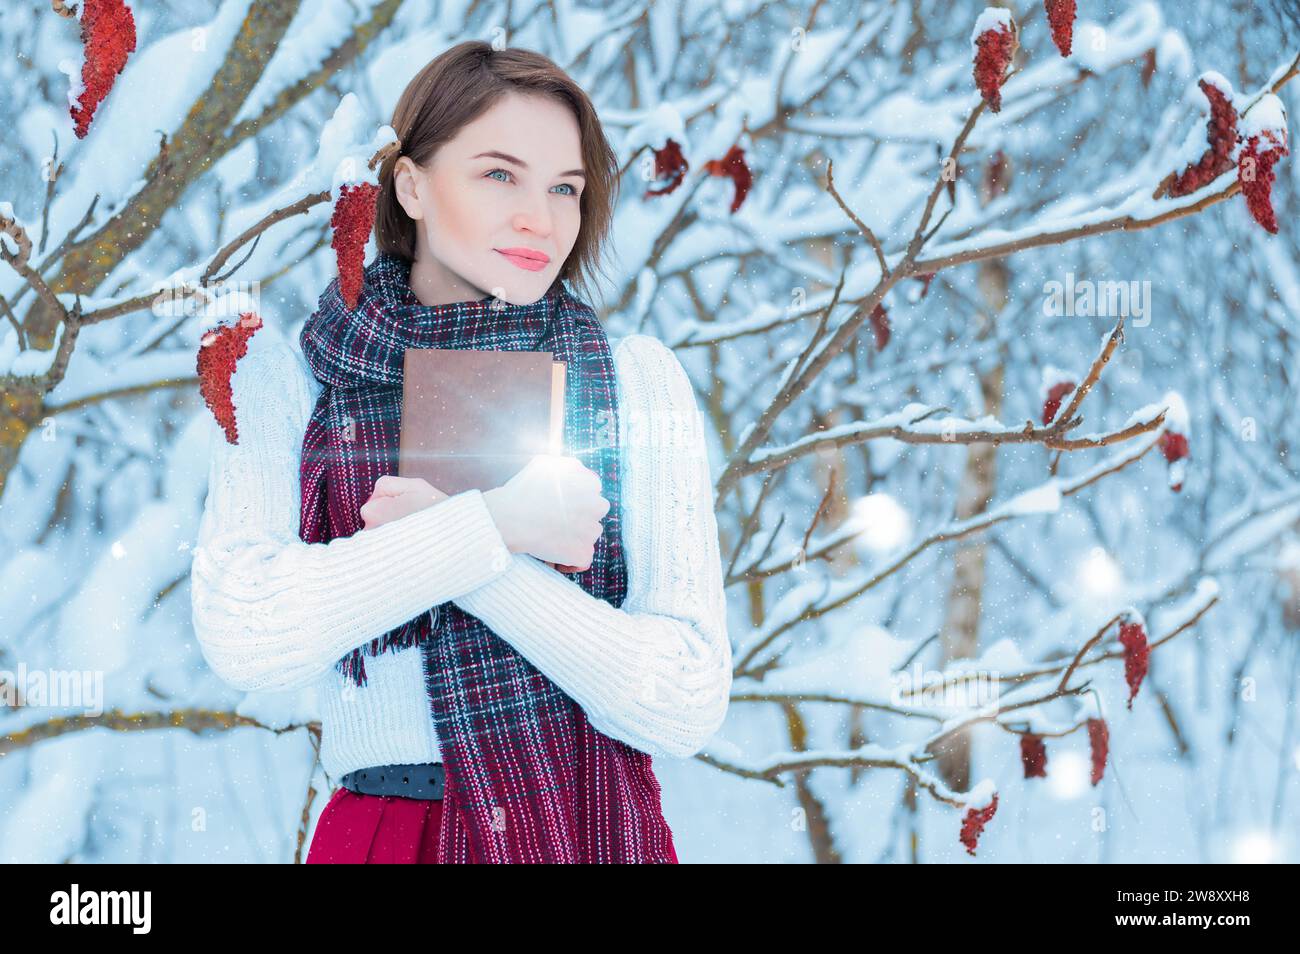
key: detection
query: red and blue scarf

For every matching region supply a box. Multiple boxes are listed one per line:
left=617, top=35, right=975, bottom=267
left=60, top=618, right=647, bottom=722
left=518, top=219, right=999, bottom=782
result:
left=297, top=251, right=676, bottom=862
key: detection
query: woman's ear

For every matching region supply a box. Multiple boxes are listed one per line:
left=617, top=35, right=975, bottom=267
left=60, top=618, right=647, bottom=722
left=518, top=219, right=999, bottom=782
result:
left=393, top=157, right=426, bottom=221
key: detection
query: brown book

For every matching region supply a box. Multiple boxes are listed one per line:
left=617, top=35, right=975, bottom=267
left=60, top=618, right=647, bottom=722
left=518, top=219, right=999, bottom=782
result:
left=398, top=348, right=566, bottom=496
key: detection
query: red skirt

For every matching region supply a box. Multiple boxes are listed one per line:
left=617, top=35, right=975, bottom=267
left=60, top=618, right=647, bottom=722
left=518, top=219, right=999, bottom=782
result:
left=306, top=787, right=449, bottom=864
left=305, top=786, right=680, bottom=863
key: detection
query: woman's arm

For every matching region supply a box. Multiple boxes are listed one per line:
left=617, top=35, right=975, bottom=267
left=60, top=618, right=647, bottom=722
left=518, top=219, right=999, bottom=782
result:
left=190, top=338, right=514, bottom=694
left=452, top=335, right=732, bottom=760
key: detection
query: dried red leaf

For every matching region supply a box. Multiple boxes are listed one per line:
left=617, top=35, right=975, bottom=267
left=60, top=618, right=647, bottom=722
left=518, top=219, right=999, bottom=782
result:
left=973, top=16, right=1018, bottom=114
left=1087, top=717, right=1109, bottom=786
left=1118, top=612, right=1150, bottom=710
left=1020, top=733, right=1048, bottom=778
left=70, top=0, right=138, bottom=139
left=959, top=792, right=998, bottom=856
left=1166, top=78, right=1239, bottom=198
left=869, top=302, right=890, bottom=351
left=645, top=138, right=689, bottom=198
left=914, top=272, right=936, bottom=298
left=1042, top=380, right=1076, bottom=424
left=1141, top=48, right=1158, bottom=88
left=331, top=181, right=380, bottom=310
left=196, top=313, right=263, bottom=445
left=982, top=150, right=1011, bottom=203
left=1238, top=130, right=1288, bottom=235
left=1044, top=0, right=1077, bottom=57
left=702, top=144, right=752, bottom=213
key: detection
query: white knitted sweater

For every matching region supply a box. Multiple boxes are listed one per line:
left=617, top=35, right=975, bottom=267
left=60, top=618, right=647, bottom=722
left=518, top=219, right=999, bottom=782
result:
left=189, top=329, right=731, bottom=780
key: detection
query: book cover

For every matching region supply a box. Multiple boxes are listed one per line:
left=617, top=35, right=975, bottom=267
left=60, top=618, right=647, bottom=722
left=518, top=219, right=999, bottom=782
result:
left=398, top=348, right=566, bottom=496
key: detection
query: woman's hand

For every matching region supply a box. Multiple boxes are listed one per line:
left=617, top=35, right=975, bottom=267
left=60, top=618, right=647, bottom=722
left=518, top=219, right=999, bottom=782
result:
left=360, top=475, right=583, bottom=576
left=360, top=475, right=449, bottom=529
left=484, top=454, right=610, bottom=572
left=361, top=473, right=587, bottom=574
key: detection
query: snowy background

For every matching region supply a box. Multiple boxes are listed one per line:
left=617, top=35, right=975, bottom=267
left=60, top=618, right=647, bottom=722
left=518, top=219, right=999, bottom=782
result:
left=2, top=0, right=1299, bottom=863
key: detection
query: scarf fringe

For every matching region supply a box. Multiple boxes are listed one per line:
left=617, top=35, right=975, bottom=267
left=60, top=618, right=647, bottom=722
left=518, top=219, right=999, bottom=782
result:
left=336, top=607, right=442, bottom=687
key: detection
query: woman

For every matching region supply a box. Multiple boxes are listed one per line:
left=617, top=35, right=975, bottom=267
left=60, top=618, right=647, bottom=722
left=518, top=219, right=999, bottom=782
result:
left=189, top=41, right=731, bottom=863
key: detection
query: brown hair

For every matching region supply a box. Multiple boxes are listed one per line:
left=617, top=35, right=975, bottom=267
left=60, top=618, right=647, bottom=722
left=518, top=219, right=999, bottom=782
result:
left=374, top=41, right=619, bottom=307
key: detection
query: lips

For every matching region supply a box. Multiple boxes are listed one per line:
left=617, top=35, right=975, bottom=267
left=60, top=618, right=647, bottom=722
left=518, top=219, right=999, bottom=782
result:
left=496, top=247, right=550, bottom=272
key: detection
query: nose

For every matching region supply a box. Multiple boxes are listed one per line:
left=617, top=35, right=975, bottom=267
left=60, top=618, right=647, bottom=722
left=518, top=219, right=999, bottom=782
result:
left=511, top=190, right=554, bottom=238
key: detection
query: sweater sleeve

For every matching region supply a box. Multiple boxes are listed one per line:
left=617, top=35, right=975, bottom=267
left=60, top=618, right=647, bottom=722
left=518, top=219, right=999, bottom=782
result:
left=189, top=338, right=515, bottom=694
left=452, top=334, right=732, bottom=759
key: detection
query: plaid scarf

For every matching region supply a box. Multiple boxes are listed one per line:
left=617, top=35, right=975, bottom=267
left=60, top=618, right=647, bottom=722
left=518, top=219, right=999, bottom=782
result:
left=297, top=252, right=676, bottom=863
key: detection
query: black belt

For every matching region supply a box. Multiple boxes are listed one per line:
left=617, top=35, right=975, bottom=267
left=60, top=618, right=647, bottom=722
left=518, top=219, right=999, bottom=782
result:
left=341, top=762, right=445, bottom=800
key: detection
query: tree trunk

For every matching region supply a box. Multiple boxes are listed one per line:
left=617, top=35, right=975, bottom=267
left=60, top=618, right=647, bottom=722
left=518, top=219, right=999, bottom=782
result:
left=930, top=258, right=1007, bottom=792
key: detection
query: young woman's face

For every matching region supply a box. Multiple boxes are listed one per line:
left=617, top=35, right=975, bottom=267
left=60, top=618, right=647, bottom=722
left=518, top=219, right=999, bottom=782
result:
left=394, top=91, right=586, bottom=306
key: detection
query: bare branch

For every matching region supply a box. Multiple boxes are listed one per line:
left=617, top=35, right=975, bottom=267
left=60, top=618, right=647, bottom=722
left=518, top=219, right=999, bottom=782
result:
left=732, top=434, right=1165, bottom=668
left=825, top=158, right=888, bottom=277
left=0, top=707, right=314, bottom=757
left=199, top=189, right=331, bottom=285
left=719, top=582, right=1217, bottom=810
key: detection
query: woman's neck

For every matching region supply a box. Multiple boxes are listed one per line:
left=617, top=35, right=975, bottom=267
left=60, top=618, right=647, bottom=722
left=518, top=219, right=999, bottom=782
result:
left=407, top=251, right=490, bottom=306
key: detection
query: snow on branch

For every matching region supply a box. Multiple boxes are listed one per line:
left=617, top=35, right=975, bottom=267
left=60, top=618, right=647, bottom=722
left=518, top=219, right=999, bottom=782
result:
left=710, top=46, right=1299, bottom=514
left=712, top=577, right=1219, bottom=826
left=906, top=51, right=1299, bottom=276
left=735, top=316, right=1159, bottom=490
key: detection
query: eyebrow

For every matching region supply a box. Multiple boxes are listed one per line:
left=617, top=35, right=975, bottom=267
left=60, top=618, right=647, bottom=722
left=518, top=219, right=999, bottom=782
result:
left=470, top=150, right=586, bottom=180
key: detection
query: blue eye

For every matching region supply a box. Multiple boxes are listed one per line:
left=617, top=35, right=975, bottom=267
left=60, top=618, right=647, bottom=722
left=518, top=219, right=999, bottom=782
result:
left=485, top=168, right=580, bottom=197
